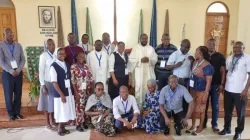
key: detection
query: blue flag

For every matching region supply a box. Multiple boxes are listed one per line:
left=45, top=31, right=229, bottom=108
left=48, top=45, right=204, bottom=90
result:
left=149, top=0, right=157, bottom=48
left=71, top=0, right=79, bottom=44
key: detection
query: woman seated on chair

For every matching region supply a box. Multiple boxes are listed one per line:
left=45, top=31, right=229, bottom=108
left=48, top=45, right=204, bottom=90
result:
left=85, top=82, right=116, bottom=137
left=137, top=79, right=162, bottom=134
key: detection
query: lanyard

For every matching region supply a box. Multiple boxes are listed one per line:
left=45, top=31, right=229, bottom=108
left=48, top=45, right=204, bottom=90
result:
left=162, top=47, right=167, bottom=60
left=168, top=86, right=178, bottom=103
left=5, top=41, right=15, bottom=59
left=47, top=51, right=54, bottom=59
left=97, top=100, right=103, bottom=109
left=192, top=59, right=205, bottom=75
left=104, top=45, right=110, bottom=54
left=95, top=53, right=102, bottom=67
left=121, top=99, right=128, bottom=114
left=69, top=46, right=76, bottom=63
left=231, top=54, right=242, bottom=72
left=82, top=44, right=88, bottom=51
left=77, top=63, right=86, bottom=77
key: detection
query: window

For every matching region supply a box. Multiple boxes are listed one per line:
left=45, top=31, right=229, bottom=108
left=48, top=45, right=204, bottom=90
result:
left=207, top=2, right=227, bottom=13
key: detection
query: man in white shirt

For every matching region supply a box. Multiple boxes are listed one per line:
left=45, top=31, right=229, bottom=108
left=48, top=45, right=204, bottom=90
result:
left=87, top=40, right=109, bottom=93
left=166, top=39, right=194, bottom=115
left=218, top=41, right=250, bottom=140
left=113, top=86, right=140, bottom=133
left=102, top=32, right=116, bottom=55
left=79, top=34, right=94, bottom=54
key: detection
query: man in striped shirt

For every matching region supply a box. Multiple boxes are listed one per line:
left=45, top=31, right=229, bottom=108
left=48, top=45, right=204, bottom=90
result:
left=155, top=34, right=177, bottom=90
left=0, top=28, right=26, bottom=121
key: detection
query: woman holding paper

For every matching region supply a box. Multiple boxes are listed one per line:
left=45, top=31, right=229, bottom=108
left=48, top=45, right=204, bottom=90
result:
left=71, top=52, right=94, bottom=132
left=186, top=46, right=214, bottom=135
left=85, top=82, right=116, bottom=137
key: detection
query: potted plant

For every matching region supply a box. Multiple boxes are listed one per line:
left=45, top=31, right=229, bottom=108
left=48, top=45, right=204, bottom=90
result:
left=24, top=73, right=40, bottom=102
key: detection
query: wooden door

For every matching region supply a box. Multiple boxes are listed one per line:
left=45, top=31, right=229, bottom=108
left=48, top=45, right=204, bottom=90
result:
left=0, top=8, right=17, bottom=42
left=204, top=14, right=229, bottom=56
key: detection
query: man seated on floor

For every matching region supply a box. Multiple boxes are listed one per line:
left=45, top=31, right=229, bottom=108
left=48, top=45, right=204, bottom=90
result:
left=159, top=75, right=194, bottom=136
left=113, top=86, right=140, bottom=133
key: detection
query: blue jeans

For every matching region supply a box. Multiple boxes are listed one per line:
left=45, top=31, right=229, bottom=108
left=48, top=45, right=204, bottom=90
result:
left=115, top=113, right=134, bottom=129
left=204, top=84, right=220, bottom=127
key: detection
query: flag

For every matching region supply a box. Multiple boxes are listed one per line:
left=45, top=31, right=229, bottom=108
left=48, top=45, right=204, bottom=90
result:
left=86, top=7, right=93, bottom=45
left=149, top=0, right=157, bottom=48
left=57, top=6, right=65, bottom=48
left=71, top=0, right=79, bottom=44
left=164, top=9, right=169, bottom=34
left=138, top=9, right=143, bottom=43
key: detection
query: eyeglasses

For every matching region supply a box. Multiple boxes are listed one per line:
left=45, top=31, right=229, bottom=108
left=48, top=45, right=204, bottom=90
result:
left=96, top=88, right=104, bottom=91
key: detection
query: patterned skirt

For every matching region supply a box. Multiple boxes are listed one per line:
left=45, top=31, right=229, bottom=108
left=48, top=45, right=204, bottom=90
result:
left=190, top=89, right=207, bottom=113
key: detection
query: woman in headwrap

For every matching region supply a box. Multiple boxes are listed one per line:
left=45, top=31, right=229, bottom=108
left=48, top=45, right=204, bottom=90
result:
left=37, top=39, right=57, bottom=131
left=50, top=48, right=76, bottom=136
left=137, top=79, right=162, bottom=134
left=85, top=82, right=116, bottom=137
left=71, top=52, right=94, bottom=132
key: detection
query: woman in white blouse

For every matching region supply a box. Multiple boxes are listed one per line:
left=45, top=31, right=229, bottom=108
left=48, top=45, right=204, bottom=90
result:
left=37, top=39, right=56, bottom=131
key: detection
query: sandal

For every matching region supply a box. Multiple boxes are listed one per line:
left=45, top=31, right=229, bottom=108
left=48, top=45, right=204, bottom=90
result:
left=45, top=125, right=57, bottom=131
left=57, top=131, right=65, bottom=136
left=185, top=127, right=196, bottom=133
left=191, top=130, right=203, bottom=136
left=63, top=128, right=70, bottom=134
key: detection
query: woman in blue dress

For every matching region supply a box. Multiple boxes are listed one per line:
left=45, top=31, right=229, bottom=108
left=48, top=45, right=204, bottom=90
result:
left=137, top=79, right=162, bottom=134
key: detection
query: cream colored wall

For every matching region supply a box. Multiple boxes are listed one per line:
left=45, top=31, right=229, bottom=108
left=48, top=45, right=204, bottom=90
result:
left=237, top=0, right=250, bottom=54
left=10, top=0, right=239, bottom=55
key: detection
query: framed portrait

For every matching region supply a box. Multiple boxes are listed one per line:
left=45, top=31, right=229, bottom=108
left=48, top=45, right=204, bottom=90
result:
left=38, top=6, right=56, bottom=28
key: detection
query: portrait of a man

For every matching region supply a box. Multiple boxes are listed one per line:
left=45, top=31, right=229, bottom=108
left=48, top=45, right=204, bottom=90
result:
left=38, top=6, right=56, bottom=28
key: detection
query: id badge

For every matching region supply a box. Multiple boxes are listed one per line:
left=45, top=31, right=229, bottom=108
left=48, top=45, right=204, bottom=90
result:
left=125, top=68, right=128, bottom=75
left=65, top=79, right=70, bottom=88
left=189, top=80, right=194, bottom=87
left=10, top=60, right=18, bottom=69
left=123, top=118, right=128, bottom=126
left=81, top=82, right=87, bottom=90
left=97, top=115, right=102, bottom=123
left=160, top=60, right=166, bottom=68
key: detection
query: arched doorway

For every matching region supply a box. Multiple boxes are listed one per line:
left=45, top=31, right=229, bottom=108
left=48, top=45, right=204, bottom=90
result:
left=0, top=0, right=17, bottom=42
left=204, top=2, right=229, bottom=56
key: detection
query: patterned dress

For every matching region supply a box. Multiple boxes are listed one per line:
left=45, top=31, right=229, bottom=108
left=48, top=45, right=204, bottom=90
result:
left=137, top=91, right=162, bottom=134
left=71, top=64, right=94, bottom=125
left=90, top=103, right=116, bottom=136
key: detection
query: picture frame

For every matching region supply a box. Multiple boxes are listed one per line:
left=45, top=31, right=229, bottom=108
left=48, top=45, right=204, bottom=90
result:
left=38, top=6, right=56, bottom=28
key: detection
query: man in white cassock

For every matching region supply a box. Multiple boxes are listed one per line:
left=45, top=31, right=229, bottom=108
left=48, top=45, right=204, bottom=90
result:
left=87, top=40, right=109, bottom=93
left=129, top=34, right=158, bottom=106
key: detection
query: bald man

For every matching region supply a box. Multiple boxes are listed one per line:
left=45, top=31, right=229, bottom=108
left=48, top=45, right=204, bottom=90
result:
left=0, top=28, right=26, bottom=121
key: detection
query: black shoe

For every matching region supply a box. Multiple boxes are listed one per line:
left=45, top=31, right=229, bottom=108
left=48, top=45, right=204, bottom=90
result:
left=218, top=128, right=231, bottom=135
left=164, top=127, right=170, bottom=136
left=9, top=116, right=15, bottom=121
left=115, top=128, right=121, bottom=134
left=81, top=123, right=88, bottom=129
left=174, top=124, right=182, bottom=136
left=233, top=133, right=241, bottom=140
left=15, top=114, right=23, bottom=119
left=76, top=125, right=84, bottom=132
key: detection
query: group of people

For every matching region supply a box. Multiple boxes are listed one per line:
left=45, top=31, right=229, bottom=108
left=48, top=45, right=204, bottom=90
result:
left=0, top=28, right=249, bottom=140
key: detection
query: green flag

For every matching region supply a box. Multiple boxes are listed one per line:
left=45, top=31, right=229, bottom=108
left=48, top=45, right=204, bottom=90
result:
left=138, top=9, right=143, bottom=43
left=86, top=7, right=93, bottom=45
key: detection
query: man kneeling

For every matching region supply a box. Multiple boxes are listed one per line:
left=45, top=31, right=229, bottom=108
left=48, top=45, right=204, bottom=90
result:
left=159, top=75, right=194, bottom=136
left=113, top=86, right=140, bottom=133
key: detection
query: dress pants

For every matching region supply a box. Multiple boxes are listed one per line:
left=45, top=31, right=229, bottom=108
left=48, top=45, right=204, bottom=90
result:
left=223, top=90, right=248, bottom=133
left=160, top=110, right=185, bottom=130
left=2, top=70, right=23, bottom=117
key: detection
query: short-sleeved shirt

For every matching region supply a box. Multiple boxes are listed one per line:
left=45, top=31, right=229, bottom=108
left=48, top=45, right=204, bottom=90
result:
left=155, top=44, right=177, bottom=74
left=159, top=85, right=193, bottom=113
left=225, top=54, right=250, bottom=93
left=209, top=52, right=226, bottom=85
left=167, top=49, right=192, bottom=78
left=189, top=63, right=214, bottom=91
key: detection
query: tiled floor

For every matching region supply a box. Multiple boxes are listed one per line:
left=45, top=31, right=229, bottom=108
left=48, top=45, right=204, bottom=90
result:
left=0, top=117, right=249, bottom=140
